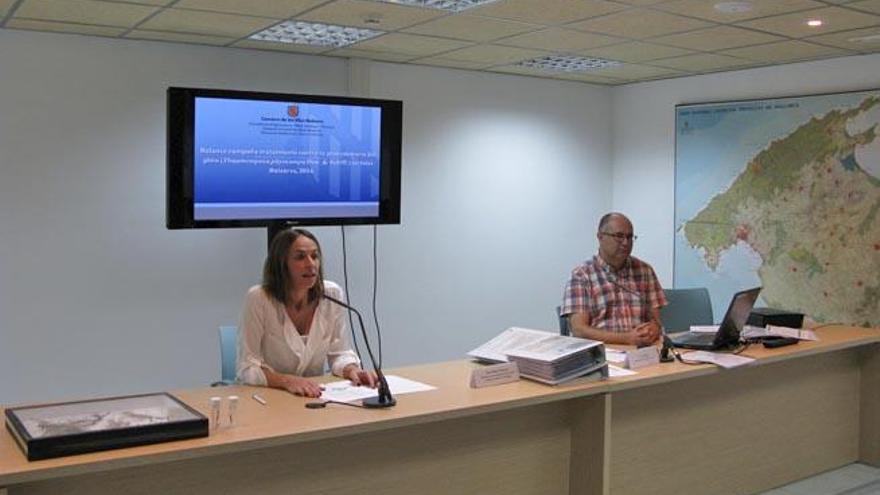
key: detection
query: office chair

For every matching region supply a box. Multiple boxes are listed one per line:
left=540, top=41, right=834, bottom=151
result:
left=212, top=325, right=238, bottom=386
left=660, top=288, right=713, bottom=333
left=556, top=306, right=571, bottom=336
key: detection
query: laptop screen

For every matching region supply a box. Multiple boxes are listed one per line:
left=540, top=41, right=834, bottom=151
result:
left=713, top=287, right=762, bottom=347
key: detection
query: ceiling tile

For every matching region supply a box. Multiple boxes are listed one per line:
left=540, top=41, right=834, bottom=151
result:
left=468, top=0, right=627, bottom=25
left=103, top=0, right=174, bottom=5
left=439, top=44, right=550, bottom=64
left=651, top=52, right=751, bottom=71
left=589, top=62, right=684, bottom=79
left=806, top=25, right=880, bottom=51
left=323, top=47, right=419, bottom=62
left=655, top=0, right=824, bottom=23
left=486, top=63, right=555, bottom=76
left=611, top=0, right=668, bottom=5
left=498, top=27, right=623, bottom=51
left=651, top=25, right=785, bottom=51
left=174, top=0, right=325, bottom=19
left=4, top=18, right=126, bottom=36
left=125, top=29, right=234, bottom=46
left=402, top=14, right=540, bottom=43
left=567, top=8, right=714, bottom=39
left=737, top=7, right=880, bottom=38
left=411, top=57, right=492, bottom=69
left=297, top=0, right=445, bottom=31
left=847, top=0, right=880, bottom=14
left=13, top=0, right=157, bottom=27
left=719, top=39, right=851, bottom=62
left=231, top=38, right=330, bottom=53
left=350, top=33, right=472, bottom=57
left=579, top=41, right=695, bottom=62
left=554, top=72, right=626, bottom=85
left=139, top=8, right=276, bottom=37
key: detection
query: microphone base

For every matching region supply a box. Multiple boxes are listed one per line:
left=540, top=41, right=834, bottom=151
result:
left=362, top=396, right=396, bottom=408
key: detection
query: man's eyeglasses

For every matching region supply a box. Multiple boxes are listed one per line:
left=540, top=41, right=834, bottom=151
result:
left=601, top=232, right=637, bottom=242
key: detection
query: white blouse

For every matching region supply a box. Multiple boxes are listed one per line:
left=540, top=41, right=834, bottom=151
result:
left=236, top=281, right=360, bottom=386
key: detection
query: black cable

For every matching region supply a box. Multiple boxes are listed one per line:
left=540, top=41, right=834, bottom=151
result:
left=371, top=224, right=383, bottom=368
left=339, top=226, right=362, bottom=361
left=306, top=399, right=365, bottom=409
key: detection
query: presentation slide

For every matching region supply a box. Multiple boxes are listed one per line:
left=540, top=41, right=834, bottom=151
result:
left=193, top=97, right=382, bottom=220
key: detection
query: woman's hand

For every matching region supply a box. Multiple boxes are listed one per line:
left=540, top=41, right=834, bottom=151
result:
left=344, top=365, right=378, bottom=388
left=283, top=376, right=323, bottom=398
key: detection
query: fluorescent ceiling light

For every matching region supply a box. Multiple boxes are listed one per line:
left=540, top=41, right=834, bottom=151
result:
left=368, top=0, right=502, bottom=12
left=806, top=19, right=823, bottom=27
left=249, top=21, right=384, bottom=47
left=518, top=55, right=621, bottom=73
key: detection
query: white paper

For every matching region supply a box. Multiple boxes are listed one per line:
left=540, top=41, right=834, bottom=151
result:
left=608, top=364, right=637, bottom=377
left=320, top=375, right=436, bottom=403
left=467, top=327, right=553, bottom=363
left=741, top=325, right=771, bottom=339
left=690, top=325, right=719, bottom=333
left=468, top=327, right=602, bottom=363
left=767, top=325, right=819, bottom=341
left=681, top=351, right=755, bottom=369
left=605, top=349, right=627, bottom=364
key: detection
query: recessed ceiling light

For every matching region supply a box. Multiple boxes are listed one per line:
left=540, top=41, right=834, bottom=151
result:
left=249, top=21, right=384, bottom=47
left=368, top=0, right=501, bottom=12
left=518, top=55, right=621, bottom=73
left=807, top=19, right=823, bottom=27
left=713, top=1, right=753, bottom=14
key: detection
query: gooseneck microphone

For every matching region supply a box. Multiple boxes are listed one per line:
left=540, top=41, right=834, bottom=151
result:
left=322, top=293, right=396, bottom=408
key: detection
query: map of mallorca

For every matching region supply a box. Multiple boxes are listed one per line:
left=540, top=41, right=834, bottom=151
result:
left=675, top=91, right=879, bottom=327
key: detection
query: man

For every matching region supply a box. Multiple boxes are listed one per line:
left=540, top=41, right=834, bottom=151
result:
left=561, top=213, right=666, bottom=346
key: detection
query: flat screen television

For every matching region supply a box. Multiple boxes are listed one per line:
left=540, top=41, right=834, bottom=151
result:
left=167, top=87, right=402, bottom=229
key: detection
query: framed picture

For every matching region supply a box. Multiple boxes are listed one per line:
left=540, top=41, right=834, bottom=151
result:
left=5, top=392, right=208, bottom=461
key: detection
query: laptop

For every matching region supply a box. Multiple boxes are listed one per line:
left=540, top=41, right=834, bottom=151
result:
left=667, top=287, right=761, bottom=350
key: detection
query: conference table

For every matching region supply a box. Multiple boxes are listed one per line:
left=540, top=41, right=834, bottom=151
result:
left=1, top=325, right=878, bottom=495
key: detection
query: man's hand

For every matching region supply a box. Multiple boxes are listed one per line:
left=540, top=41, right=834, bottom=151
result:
left=631, top=321, right=661, bottom=346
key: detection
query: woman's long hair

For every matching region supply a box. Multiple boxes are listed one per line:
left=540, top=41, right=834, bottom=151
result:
left=262, top=228, right=325, bottom=305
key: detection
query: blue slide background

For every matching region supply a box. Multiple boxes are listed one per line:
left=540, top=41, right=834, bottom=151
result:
left=193, top=97, right=381, bottom=205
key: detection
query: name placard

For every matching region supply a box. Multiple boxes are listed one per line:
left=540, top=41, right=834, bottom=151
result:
left=470, top=362, right=520, bottom=388
left=625, top=347, right=660, bottom=370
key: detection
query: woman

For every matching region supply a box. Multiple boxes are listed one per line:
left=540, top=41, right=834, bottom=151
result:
left=237, top=228, right=377, bottom=397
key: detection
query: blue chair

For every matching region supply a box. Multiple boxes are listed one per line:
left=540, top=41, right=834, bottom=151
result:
left=212, top=325, right=238, bottom=386
left=556, top=306, right=571, bottom=336
left=660, top=288, right=713, bottom=333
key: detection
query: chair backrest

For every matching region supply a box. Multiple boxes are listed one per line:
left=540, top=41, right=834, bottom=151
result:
left=660, top=288, right=713, bottom=333
left=218, top=325, right=239, bottom=385
left=556, top=306, right=571, bottom=336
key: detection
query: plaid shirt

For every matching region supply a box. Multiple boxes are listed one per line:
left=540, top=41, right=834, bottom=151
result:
left=561, top=255, right=666, bottom=333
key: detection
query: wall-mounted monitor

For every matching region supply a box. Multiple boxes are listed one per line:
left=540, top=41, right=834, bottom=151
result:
left=167, top=87, right=402, bottom=229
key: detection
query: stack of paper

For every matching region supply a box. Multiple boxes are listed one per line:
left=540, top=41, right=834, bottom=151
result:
left=468, top=327, right=608, bottom=385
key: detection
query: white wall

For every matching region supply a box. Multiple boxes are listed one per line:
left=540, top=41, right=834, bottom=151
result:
left=611, top=53, right=880, bottom=287
left=0, top=29, right=613, bottom=404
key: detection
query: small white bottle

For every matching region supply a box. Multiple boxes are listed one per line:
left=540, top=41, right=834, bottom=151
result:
left=209, top=396, right=222, bottom=430
left=227, top=395, right=239, bottom=427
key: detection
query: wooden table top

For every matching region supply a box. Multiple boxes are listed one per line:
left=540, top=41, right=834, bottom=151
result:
left=1, top=325, right=877, bottom=486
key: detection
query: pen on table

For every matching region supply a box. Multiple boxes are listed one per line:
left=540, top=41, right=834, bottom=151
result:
left=252, top=393, right=267, bottom=405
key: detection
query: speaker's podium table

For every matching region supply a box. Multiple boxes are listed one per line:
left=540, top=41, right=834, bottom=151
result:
left=1, top=325, right=878, bottom=495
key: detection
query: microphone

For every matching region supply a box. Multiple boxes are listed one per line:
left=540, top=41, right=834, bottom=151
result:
left=322, top=293, right=396, bottom=408
left=658, top=326, right=675, bottom=363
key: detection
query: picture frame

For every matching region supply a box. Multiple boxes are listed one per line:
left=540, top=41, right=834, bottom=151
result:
left=5, top=392, right=208, bottom=461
